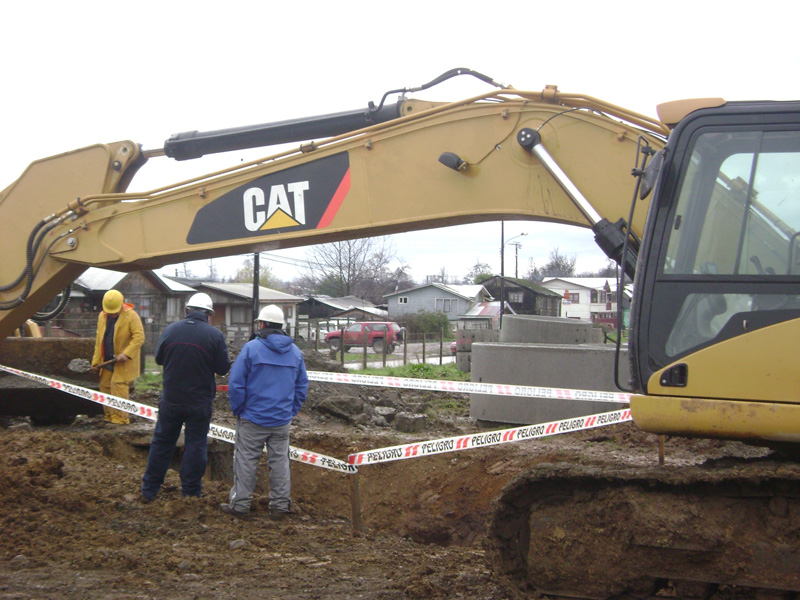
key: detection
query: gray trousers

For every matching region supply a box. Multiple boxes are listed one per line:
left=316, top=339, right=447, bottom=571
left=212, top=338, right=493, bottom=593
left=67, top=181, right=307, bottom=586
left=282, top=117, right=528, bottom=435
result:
left=227, top=418, right=292, bottom=513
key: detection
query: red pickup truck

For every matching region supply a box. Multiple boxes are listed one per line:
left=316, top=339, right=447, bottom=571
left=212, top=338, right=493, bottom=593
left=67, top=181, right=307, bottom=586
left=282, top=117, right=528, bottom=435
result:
left=325, top=321, right=404, bottom=354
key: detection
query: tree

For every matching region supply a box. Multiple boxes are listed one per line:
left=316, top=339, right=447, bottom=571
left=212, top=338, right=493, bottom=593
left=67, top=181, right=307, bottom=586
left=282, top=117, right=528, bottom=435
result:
left=463, top=259, right=492, bottom=284
left=524, top=257, right=544, bottom=282
left=578, top=259, right=618, bottom=278
left=302, top=237, right=397, bottom=301
left=524, top=248, right=577, bottom=282
left=206, top=259, right=219, bottom=282
left=228, top=255, right=278, bottom=288
left=369, top=265, right=416, bottom=299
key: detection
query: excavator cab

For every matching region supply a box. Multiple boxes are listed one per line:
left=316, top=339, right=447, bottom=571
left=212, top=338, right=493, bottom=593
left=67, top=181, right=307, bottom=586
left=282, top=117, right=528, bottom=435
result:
left=630, top=100, right=800, bottom=441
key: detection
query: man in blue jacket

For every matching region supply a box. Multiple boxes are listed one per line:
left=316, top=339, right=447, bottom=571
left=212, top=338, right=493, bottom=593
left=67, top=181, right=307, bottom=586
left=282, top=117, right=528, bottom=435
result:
left=221, top=304, right=308, bottom=520
left=141, top=293, right=231, bottom=501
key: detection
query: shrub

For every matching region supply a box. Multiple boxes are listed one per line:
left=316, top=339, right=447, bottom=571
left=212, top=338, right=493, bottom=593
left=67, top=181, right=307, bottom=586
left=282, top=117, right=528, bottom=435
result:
left=397, top=310, right=452, bottom=337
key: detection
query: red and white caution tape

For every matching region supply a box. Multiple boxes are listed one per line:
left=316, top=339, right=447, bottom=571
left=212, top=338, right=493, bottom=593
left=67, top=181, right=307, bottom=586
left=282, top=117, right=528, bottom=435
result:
left=307, top=370, right=631, bottom=404
left=1, top=364, right=632, bottom=474
left=0, top=365, right=159, bottom=420
left=347, top=408, right=632, bottom=466
left=0, top=365, right=354, bottom=473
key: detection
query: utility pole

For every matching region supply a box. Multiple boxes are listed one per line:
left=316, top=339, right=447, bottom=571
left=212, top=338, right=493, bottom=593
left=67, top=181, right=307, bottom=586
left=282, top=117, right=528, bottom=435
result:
left=500, top=230, right=528, bottom=329
left=251, top=253, right=260, bottom=339
left=511, top=242, right=523, bottom=278
left=500, top=222, right=505, bottom=329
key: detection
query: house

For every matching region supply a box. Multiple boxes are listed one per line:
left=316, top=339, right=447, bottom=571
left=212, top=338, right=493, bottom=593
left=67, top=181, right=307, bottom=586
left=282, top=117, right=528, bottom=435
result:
left=540, top=277, right=630, bottom=328
left=184, top=281, right=304, bottom=342
left=42, top=268, right=196, bottom=353
left=385, top=283, right=491, bottom=322
left=297, top=295, right=378, bottom=320
left=480, top=276, right=562, bottom=318
left=329, top=305, right=389, bottom=321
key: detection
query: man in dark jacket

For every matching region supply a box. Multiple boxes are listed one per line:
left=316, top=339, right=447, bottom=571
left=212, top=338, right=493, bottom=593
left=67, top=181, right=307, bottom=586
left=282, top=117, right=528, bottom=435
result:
left=141, top=293, right=231, bottom=501
left=220, top=304, right=308, bottom=520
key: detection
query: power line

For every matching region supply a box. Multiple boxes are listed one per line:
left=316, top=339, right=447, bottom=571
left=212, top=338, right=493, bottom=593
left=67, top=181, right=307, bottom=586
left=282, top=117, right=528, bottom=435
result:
left=258, top=252, right=307, bottom=267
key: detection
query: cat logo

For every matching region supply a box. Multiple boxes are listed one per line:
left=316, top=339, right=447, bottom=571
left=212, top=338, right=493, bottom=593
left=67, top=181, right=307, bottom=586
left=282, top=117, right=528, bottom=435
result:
left=243, top=181, right=309, bottom=231
left=186, top=152, right=349, bottom=245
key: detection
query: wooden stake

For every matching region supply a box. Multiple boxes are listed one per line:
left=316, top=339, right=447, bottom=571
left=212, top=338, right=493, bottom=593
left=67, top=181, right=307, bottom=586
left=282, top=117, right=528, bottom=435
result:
left=350, top=474, right=363, bottom=535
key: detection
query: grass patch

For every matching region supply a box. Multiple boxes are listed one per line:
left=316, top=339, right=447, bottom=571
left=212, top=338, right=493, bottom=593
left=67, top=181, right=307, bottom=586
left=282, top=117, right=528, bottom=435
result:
left=425, top=396, right=470, bottom=415
left=136, top=356, right=162, bottom=392
left=351, top=362, right=469, bottom=381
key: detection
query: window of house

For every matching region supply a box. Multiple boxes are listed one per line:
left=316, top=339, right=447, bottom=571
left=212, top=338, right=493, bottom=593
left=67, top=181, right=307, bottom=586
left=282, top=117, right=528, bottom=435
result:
left=435, top=298, right=453, bottom=312
left=166, top=297, right=181, bottom=321
left=569, top=293, right=580, bottom=303
left=508, top=291, right=523, bottom=303
left=232, top=306, right=248, bottom=323
left=285, top=306, right=292, bottom=318
left=139, top=297, right=151, bottom=318
left=398, top=297, right=408, bottom=304
left=591, top=290, right=599, bottom=303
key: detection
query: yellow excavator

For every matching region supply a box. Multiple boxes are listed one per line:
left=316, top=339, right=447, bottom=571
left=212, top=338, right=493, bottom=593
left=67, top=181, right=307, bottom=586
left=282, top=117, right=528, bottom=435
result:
left=2, top=69, right=799, bottom=597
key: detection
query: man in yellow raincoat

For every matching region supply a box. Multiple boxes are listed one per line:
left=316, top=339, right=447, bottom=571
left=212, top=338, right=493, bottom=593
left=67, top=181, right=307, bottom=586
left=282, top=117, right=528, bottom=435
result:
left=92, top=289, right=145, bottom=424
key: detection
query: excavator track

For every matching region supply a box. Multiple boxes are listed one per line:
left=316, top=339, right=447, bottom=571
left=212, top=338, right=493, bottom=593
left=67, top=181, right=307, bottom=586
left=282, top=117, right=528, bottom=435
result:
left=486, top=459, right=800, bottom=600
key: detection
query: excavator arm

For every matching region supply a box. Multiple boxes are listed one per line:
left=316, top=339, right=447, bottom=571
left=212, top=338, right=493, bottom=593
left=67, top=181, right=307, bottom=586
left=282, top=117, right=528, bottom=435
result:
left=0, top=80, right=667, bottom=340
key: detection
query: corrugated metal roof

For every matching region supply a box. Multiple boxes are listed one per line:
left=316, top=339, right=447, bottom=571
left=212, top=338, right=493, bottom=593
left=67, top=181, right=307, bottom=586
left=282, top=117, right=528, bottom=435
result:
left=199, top=282, right=303, bottom=302
left=385, top=282, right=489, bottom=300
left=153, top=273, right=196, bottom=292
left=541, top=277, right=632, bottom=296
left=74, top=268, right=126, bottom=291
left=331, top=306, right=389, bottom=318
left=305, top=295, right=376, bottom=310
left=462, top=301, right=505, bottom=316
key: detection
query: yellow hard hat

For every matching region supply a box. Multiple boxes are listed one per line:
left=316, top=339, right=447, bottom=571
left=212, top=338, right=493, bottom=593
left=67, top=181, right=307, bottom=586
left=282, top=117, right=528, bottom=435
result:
left=102, top=290, right=124, bottom=313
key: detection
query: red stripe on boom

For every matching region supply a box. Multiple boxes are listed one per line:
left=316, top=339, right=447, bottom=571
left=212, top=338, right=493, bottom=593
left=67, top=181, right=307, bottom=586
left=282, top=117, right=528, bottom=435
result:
left=317, top=169, right=351, bottom=229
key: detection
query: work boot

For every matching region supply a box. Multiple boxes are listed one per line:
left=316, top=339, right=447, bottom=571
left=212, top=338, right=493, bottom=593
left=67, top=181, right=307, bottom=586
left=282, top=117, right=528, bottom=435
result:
left=219, top=503, right=249, bottom=519
left=103, top=407, right=130, bottom=425
left=269, top=509, right=290, bottom=522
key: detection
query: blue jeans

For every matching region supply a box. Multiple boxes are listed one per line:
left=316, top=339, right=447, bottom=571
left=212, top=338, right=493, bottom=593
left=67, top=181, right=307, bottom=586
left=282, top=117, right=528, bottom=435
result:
left=141, top=401, right=213, bottom=499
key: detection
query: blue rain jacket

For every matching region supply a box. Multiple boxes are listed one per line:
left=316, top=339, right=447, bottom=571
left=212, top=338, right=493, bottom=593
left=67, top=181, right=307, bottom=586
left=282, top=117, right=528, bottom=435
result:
left=228, top=329, right=308, bottom=427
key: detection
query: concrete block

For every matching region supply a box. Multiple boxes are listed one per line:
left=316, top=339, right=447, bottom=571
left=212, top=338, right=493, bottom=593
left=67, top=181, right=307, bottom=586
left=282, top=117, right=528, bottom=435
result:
left=469, top=343, right=630, bottom=425
left=455, top=329, right=499, bottom=351
left=499, top=314, right=597, bottom=345
left=456, top=351, right=471, bottom=373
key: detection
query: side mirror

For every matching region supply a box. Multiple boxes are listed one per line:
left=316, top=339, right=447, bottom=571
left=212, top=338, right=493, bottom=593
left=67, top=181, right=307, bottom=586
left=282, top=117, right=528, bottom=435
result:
left=639, top=149, right=664, bottom=200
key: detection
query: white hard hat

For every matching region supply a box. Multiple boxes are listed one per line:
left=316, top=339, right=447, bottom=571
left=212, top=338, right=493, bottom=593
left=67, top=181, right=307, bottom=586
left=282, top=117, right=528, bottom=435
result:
left=186, top=292, right=214, bottom=314
left=257, top=304, right=284, bottom=325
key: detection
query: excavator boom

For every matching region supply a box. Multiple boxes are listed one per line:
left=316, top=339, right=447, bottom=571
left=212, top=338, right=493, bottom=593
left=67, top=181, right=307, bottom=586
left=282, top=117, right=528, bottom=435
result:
left=0, top=86, right=666, bottom=339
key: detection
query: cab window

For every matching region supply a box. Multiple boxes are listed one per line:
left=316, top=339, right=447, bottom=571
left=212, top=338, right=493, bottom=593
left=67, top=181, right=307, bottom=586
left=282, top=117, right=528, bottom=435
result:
left=659, top=129, right=800, bottom=358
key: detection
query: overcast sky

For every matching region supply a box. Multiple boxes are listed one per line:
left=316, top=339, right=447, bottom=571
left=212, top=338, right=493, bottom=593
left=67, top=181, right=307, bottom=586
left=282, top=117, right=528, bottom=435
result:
left=3, top=2, right=797, bottom=285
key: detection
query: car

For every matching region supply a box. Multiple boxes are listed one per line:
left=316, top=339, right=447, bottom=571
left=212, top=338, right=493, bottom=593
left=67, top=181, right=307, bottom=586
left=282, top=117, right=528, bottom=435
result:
left=450, top=340, right=457, bottom=355
left=325, top=321, right=404, bottom=354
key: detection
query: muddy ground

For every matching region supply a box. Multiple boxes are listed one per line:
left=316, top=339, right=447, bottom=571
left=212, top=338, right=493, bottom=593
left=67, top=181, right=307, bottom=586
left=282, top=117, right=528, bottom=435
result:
left=0, top=350, right=781, bottom=599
